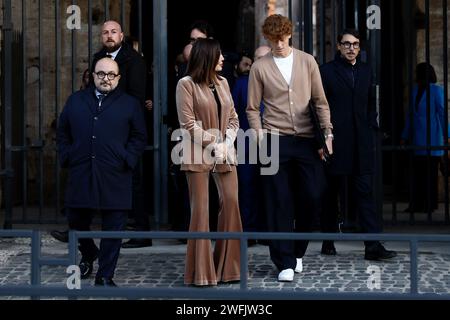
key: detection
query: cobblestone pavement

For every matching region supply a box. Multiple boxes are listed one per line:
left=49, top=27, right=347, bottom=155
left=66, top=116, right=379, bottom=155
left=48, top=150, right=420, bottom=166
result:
left=1, top=233, right=450, bottom=299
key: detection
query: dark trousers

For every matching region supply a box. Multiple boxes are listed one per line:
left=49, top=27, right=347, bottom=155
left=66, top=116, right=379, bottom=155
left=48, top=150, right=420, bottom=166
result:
left=409, top=156, right=439, bottom=212
left=321, top=174, right=381, bottom=247
left=262, top=135, right=326, bottom=271
left=237, top=162, right=261, bottom=232
left=131, top=161, right=150, bottom=231
left=169, top=164, right=191, bottom=231
left=67, top=208, right=128, bottom=278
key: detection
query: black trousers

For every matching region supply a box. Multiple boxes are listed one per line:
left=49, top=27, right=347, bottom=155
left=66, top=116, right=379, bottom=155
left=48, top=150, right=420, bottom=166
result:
left=67, top=208, right=128, bottom=278
left=262, top=135, right=326, bottom=271
left=409, top=156, right=439, bottom=212
left=131, top=160, right=150, bottom=231
left=321, top=174, right=381, bottom=247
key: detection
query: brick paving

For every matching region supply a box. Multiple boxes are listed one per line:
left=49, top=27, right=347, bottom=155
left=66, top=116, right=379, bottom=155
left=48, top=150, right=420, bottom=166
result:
left=1, top=234, right=450, bottom=299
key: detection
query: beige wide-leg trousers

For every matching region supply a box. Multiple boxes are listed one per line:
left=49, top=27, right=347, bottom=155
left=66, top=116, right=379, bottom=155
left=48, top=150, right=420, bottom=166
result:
left=184, top=167, right=243, bottom=286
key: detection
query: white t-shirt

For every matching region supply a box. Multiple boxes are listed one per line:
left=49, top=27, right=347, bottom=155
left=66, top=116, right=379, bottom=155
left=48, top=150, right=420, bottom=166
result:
left=273, top=50, right=294, bottom=86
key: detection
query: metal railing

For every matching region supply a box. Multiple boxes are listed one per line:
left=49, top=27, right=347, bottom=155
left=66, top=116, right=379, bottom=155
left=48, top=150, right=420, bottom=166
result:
left=0, top=230, right=450, bottom=300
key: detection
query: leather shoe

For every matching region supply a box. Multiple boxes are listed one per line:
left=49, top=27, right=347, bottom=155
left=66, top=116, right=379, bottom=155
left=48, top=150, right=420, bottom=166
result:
left=321, top=241, right=337, bottom=255
left=79, top=252, right=99, bottom=279
left=95, top=277, right=117, bottom=287
left=365, top=242, right=397, bottom=261
left=122, top=238, right=153, bottom=248
left=50, top=230, right=69, bottom=243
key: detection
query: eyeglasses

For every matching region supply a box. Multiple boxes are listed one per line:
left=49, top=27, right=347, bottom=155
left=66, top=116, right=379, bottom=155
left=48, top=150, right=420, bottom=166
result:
left=94, top=71, right=119, bottom=80
left=340, top=41, right=360, bottom=49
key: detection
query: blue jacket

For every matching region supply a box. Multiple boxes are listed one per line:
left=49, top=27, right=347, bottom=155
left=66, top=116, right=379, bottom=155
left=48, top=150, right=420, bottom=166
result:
left=57, top=87, right=147, bottom=210
left=401, top=84, right=445, bottom=156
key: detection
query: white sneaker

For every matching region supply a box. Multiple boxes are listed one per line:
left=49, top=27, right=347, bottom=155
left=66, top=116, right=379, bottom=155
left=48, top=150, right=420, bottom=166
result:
left=278, top=268, right=294, bottom=282
left=295, top=258, right=303, bottom=273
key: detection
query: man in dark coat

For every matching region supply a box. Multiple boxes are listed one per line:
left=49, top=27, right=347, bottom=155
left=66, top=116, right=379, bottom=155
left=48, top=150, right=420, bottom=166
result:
left=92, top=20, right=152, bottom=248
left=51, top=21, right=152, bottom=247
left=319, top=29, right=396, bottom=260
left=57, top=58, right=147, bottom=286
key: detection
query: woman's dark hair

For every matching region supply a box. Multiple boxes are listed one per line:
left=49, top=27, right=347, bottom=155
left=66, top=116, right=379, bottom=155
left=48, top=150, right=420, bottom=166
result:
left=186, top=38, right=221, bottom=85
left=416, top=62, right=437, bottom=84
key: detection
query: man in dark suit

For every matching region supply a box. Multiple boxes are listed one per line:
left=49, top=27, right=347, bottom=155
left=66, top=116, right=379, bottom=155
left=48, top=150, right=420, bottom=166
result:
left=51, top=21, right=152, bottom=247
left=57, top=58, right=147, bottom=286
left=319, top=29, right=396, bottom=260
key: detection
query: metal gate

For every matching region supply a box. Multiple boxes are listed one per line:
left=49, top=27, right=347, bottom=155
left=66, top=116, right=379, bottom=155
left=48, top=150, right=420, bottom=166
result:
left=0, top=0, right=168, bottom=228
left=1, top=0, right=449, bottom=228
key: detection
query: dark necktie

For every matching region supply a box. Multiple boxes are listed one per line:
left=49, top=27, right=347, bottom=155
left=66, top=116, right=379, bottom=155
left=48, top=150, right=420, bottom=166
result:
left=97, top=94, right=105, bottom=112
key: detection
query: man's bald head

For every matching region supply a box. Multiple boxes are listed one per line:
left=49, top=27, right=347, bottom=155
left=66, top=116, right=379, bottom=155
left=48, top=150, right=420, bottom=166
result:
left=254, top=45, right=271, bottom=61
left=93, top=57, right=121, bottom=93
left=102, top=20, right=124, bottom=53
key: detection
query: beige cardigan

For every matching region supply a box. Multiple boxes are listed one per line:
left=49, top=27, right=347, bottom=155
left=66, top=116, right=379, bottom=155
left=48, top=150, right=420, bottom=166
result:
left=175, top=76, right=239, bottom=172
left=247, top=48, right=332, bottom=137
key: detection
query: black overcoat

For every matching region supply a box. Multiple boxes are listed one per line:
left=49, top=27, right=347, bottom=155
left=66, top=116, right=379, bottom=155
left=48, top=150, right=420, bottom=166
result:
left=57, top=87, right=147, bottom=210
left=320, top=55, right=378, bottom=175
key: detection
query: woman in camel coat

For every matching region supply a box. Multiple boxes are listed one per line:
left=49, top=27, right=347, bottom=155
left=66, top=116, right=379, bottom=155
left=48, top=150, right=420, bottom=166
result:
left=175, top=38, right=242, bottom=286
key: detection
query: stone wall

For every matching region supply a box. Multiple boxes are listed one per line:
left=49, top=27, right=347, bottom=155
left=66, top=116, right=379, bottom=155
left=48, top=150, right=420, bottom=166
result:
left=1, top=0, right=131, bottom=204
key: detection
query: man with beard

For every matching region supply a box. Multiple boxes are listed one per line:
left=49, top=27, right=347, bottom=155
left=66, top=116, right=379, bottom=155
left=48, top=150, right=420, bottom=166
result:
left=319, top=29, right=397, bottom=260
left=92, top=20, right=147, bottom=106
left=93, top=20, right=152, bottom=248
left=57, top=58, right=147, bottom=286
left=51, top=20, right=152, bottom=248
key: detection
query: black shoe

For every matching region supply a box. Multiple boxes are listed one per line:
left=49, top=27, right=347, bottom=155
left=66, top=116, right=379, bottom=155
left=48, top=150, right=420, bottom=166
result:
left=365, top=242, right=397, bottom=261
left=321, top=241, right=337, bottom=255
left=50, top=230, right=69, bottom=243
left=79, top=252, right=99, bottom=279
left=121, top=238, right=153, bottom=248
left=94, top=277, right=117, bottom=287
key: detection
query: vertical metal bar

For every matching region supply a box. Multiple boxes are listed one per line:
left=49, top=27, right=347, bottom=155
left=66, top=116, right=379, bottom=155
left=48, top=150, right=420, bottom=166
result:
left=443, top=0, right=449, bottom=224
left=410, top=239, right=418, bottom=294
left=138, top=0, right=143, bottom=55
left=319, top=0, right=326, bottom=65
left=407, top=0, right=415, bottom=224
left=55, top=0, right=61, bottom=221
left=288, top=0, right=292, bottom=20
left=88, top=0, right=93, bottom=69
left=105, top=0, right=110, bottom=21
left=240, top=235, right=248, bottom=290
left=120, top=0, right=126, bottom=30
left=31, top=230, right=41, bottom=300
left=354, top=0, right=359, bottom=30
left=342, top=0, right=347, bottom=29
left=22, top=0, right=28, bottom=223
left=389, top=0, right=397, bottom=224
left=72, top=0, right=77, bottom=93
left=38, top=0, right=44, bottom=222
left=153, top=0, right=168, bottom=226
left=2, top=0, right=14, bottom=229
left=299, top=0, right=304, bottom=51
left=331, top=0, right=336, bottom=52
left=369, top=0, right=383, bottom=221
left=425, top=0, right=432, bottom=223
left=304, top=0, right=313, bottom=54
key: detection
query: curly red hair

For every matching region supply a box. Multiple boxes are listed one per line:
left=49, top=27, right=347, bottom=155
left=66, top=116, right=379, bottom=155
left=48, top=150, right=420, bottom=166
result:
left=262, top=14, right=293, bottom=42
